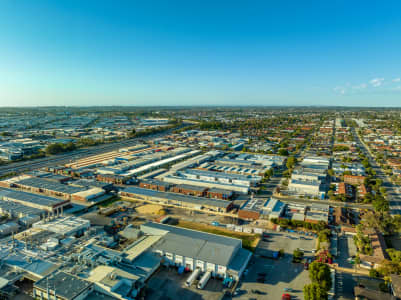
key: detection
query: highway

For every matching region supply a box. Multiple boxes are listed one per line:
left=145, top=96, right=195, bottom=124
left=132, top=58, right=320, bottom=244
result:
left=354, top=128, right=401, bottom=215
left=0, top=125, right=184, bottom=177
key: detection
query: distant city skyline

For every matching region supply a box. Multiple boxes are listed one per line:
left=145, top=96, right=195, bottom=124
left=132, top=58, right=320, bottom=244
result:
left=1, top=1, right=401, bottom=107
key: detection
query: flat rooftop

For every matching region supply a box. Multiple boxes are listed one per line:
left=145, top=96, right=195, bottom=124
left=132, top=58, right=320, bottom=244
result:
left=32, top=216, right=90, bottom=235
left=183, top=169, right=259, bottom=181
left=141, top=222, right=241, bottom=266
left=122, top=186, right=231, bottom=209
left=16, top=177, right=86, bottom=194
left=240, top=198, right=267, bottom=213
left=0, top=188, right=67, bottom=208
left=0, top=199, right=44, bottom=215
left=35, top=271, right=92, bottom=299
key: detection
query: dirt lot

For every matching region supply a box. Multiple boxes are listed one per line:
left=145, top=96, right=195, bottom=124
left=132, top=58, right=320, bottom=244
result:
left=136, top=204, right=165, bottom=215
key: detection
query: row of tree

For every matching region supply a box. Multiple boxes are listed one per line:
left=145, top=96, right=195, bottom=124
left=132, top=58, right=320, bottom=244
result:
left=304, top=262, right=332, bottom=300
left=270, top=218, right=327, bottom=231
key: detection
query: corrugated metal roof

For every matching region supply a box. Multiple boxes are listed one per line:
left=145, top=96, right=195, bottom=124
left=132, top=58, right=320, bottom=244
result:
left=0, top=188, right=65, bottom=208
left=17, top=177, right=85, bottom=194
left=141, top=222, right=241, bottom=266
left=123, top=187, right=231, bottom=208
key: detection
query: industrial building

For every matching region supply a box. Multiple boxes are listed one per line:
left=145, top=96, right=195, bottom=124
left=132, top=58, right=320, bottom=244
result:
left=32, top=216, right=90, bottom=236
left=207, top=164, right=265, bottom=176
left=69, top=179, right=114, bottom=192
left=13, top=177, right=105, bottom=202
left=33, top=271, right=94, bottom=300
left=238, top=197, right=285, bottom=220
left=163, top=174, right=249, bottom=194
left=301, top=156, right=330, bottom=169
left=291, top=167, right=327, bottom=182
left=170, top=184, right=208, bottom=197
left=0, top=199, right=44, bottom=218
left=96, top=174, right=133, bottom=185
left=263, top=198, right=286, bottom=219
left=0, top=222, right=19, bottom=236
left=179, top=169, right=261, bottom=187
left=0, top=188, right=69, bottom=212
left=206, top=188, right=233, bottom=200
left=120, top=187, right=233, bottom=213
left=169, top=151, right=221, bottom=171
left=124, top=150, right=200, bottom=177
left=141, top=222, right=252, bottom=280
left=288, top=179, right=324, bottom=199
left=139, top=179, right=171, bottom=192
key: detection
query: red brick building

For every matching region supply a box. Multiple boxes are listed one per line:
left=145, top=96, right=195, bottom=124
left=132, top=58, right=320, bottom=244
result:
left=171, top=184, right=207, bottom=197
left=207, top=188, right=233, bottom=200
left=139, top=179, right=171, bottom=192
left=344, top=174, right=366, bottom=185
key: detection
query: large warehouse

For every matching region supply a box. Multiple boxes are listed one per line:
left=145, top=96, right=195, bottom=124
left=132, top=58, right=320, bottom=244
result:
left=13, top=177, right=105, bottom=202
left=163, top=174, right=249, bottom=194
left=120, top=187, right=233, bottom=213
left=0, top=188, right=69, bottom=212
left=140, top=222, right=252, bottom=280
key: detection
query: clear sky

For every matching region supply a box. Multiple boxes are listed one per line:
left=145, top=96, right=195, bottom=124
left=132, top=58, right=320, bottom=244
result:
left=1, top=0, right=401, bottom=107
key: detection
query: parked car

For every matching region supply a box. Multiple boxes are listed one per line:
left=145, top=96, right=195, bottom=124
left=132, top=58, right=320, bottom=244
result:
left=282, top=293, right=291, bottom=300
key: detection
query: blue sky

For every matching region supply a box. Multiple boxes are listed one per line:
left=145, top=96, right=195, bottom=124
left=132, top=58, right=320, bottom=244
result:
left=1, top=1, right=401, bottom=106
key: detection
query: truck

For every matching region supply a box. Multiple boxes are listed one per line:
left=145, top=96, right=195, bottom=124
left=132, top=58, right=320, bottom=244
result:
left=186, top=268, right=201, bottom=287
left=197, top=271, right=212, bottom=289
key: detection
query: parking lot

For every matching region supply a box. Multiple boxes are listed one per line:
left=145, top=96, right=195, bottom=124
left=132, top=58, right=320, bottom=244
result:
left=256, top=230, right=317, bottom=257
left=237, top=230, right=317, bottom=300
left=146, top=266, right=224, bottom=300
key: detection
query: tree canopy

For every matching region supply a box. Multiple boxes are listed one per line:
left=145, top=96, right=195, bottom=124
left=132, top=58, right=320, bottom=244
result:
left=304, top=282, right=328, bottom=300
left=308, top=262, right=332, bottom=291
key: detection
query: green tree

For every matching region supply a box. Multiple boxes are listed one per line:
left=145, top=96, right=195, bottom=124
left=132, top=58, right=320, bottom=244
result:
left=369, top=269, right=379, bottom=278
left=293, top=248, right=304, bottom=262
left=373, top=196, right=389, bottom=213
left=286, top=156, right=297, bottom=169
left=279, top=148, right=289, bottom=156
left=304, top=283, right=328, bottom=300
left=386, top=248, right=401, bottom=264
left=308, top=262, right=332, bottom=291
left=45, top=143, right=65, bottom=155
left=318, top=229, right=331, bottom=243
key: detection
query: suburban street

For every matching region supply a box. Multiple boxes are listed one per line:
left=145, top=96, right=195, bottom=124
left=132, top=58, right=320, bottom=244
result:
left=354, top=127, right=401, bottom=215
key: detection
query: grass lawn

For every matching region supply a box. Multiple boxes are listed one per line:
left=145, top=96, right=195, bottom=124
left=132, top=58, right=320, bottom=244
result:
left=176, top=219, right=260, bottom=251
